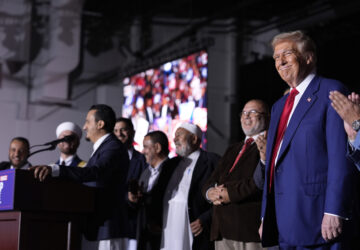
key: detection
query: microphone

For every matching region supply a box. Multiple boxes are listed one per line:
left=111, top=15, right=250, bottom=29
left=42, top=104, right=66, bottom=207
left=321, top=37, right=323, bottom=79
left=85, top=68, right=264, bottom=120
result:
left=43, top=134, right=76, bottom=146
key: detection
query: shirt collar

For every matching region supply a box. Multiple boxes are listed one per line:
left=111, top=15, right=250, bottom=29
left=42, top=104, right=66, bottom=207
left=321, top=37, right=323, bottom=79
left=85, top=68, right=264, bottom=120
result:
left=149, top=157, right=167, bottom=175
left=128, top=147, right=134, bottom=160
left=185, top=149, right=201, bottom=161
left=291, top=73, right=315, bottom=95
left=245, top=130, right=265, bottom=143
left=59, top=155, right=75, bottom=166
left=93, top=133, right=111, bottom=154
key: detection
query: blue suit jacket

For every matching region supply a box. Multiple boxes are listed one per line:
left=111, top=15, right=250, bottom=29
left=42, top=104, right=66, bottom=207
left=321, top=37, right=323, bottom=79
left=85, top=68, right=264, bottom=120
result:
left=59, top=133, right=129, bottom=241
left=261, top=76, right=354, bottom=246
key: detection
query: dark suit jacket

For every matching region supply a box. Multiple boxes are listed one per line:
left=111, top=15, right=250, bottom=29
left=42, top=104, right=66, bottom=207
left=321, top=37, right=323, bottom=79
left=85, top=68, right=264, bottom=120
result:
left=202, top=141, right=262, bottom=242
left=175, top=149, right=220, bottom=250
left=55, top=155, right=85, bottom=167
left=0, top=161, right=31, bottom=170
left=261, top=76, right=354, bottom=247
left=121, top=149, right=147, bottom=239
left=58, top=133, right=129, bottom=241
left=135, top=157, right=179, bottom=250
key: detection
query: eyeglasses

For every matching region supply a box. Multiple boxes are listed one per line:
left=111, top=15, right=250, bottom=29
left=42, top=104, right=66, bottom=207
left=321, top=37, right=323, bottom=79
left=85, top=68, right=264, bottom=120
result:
left=240, top=110, right=265, bottom=118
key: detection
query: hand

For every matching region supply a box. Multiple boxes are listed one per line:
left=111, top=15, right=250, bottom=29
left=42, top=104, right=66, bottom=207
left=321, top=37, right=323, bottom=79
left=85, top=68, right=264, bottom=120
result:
left=330, top=91, right=360, bottom=139
left=258, top=220, right=263, bottom=239
left=255, top=131, right=267, bottom=161
left=321, top=214, right=343, bottom=241
left=218, top=186, right=230, bottom=204
left=30, top=165, right=52, bottom=182
left=128, top=191, right=142, bottom=203
left=207, top=186, right=221, bottom=203
left=190, top=219, right=203, bottom=237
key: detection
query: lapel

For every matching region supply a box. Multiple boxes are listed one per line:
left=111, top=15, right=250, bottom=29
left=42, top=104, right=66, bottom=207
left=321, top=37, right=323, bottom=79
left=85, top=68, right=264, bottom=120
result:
left=189, top=149, right=207, bottom=194
left=276, top=76, right=320, bottom=164
left=265, top=96, right=288, bottom=166
left=88, top=134, right=113, bottom=166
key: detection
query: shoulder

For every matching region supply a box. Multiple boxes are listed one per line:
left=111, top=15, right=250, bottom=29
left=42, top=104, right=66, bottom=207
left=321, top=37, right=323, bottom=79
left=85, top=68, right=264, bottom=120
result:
left=0, top=161, right=10, bottom=170
left=77, top=161, right=87, bottom=168
left=201, top=150, right=221, bottom=162
left=317, top=76, right=346, bottom=90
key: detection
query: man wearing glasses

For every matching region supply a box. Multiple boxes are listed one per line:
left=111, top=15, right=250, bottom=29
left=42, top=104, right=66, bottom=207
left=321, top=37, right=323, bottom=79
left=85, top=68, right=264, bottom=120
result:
left=202, top=99, right=269, bottom=250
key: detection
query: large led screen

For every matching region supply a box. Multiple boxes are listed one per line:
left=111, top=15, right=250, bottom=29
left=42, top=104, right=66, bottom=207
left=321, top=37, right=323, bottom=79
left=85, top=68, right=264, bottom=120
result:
left=122, top=50, right=208, bottom=156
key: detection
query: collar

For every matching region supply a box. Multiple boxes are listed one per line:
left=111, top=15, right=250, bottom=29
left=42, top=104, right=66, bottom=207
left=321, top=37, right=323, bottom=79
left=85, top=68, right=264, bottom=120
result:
left=245, top=130, right=265, bottom=144
left=184, top=149, right=201, bottom=161
left=128, top=147, right=134, bottom=160
left=291, top=73, right=315, bottom=95
left=59, top=155, right=76, bottom=166
left=149, top=157, right=168, bottom=175
left=93, top=133, right=111, bottom=154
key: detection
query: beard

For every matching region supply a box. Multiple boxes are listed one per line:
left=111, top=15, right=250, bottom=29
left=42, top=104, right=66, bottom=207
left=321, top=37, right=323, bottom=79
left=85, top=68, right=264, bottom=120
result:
left=242, top=119, right=266, bottom=136
left=176, top=141, right=193, bottom=157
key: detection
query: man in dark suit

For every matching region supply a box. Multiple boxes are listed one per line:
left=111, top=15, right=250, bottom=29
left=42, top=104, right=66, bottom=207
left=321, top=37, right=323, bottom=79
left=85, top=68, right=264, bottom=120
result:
left=33, top=104, right=129, bottom=250
left=161, top=122, right=220, bottom=250
left=0, top=137, right=31, bottom=170
left=202, top=99, right=269, bottom=250
left=259, top=30, right=354, bottom=249
left=114, top=117, right=147, bottom=250
left=54, top=121, right=86, bottom=167
left=128, top=130, right=178, bottom=250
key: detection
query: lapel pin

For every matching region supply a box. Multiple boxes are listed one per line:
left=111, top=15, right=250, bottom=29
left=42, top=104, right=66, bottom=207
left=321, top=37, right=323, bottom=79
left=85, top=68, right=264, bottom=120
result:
left=307, top=97, right=312, bottom=102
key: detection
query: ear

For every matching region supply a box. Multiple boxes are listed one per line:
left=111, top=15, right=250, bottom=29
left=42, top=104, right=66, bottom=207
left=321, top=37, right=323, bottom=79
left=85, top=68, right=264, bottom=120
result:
left=97, top=120, right=105, bottom=130
left=191, top=134, right=198, bottom=145
left=154, top=142, right=161, bottom=154
left=305, top=53, right=313, bottom=65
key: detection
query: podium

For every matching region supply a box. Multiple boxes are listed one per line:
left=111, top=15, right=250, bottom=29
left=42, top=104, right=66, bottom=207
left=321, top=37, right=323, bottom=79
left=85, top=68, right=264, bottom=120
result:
left=0, top=169, right=95, bottom=250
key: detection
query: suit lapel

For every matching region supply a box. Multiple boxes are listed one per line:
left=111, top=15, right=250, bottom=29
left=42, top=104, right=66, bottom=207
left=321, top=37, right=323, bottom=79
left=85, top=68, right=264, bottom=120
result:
left=189, top=150, right=207, bottom=194
left=265, top=96, right=287, bottom=166
left=277, top=76, right=320, bottom=163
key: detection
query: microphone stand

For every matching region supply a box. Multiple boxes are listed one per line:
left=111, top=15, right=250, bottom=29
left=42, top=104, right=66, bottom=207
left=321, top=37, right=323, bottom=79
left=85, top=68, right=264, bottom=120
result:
left=28, top=144, right=57, bottom=158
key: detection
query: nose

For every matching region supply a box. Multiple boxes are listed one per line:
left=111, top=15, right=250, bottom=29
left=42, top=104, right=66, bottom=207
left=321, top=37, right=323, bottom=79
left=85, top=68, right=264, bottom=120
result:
left=280, top=54, right=287, bottom=65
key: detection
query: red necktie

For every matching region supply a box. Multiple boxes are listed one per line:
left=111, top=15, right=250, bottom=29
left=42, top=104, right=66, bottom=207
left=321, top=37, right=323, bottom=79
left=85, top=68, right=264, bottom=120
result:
left=229, top=138, right=254, bottom=173
left=269, top=88, right=299, bottom=191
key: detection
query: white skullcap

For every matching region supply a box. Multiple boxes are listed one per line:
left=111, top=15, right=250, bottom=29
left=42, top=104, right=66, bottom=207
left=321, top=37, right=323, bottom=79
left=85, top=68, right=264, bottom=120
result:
left=177, top=122, right=202, bottom=139
left=56, top=121, right=82, bottom=139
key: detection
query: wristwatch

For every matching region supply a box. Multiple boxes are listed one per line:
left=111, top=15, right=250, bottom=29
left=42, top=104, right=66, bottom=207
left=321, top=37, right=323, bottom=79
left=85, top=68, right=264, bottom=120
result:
left=352, top=119, right=360, bottom=132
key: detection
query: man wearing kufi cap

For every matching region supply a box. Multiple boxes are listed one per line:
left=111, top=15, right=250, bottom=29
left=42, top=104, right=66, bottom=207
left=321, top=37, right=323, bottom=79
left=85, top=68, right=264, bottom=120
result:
left=55, top=121, right=86, bottom=167
left=161, top=122, right=220, bottom=250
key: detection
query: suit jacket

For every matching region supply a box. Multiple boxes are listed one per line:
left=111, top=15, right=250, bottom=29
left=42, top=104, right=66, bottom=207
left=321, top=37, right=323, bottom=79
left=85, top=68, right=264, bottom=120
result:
left=58, top=133, right=130, bottom=241
left=261, top=76, right=354, bottom=247
left=202, top=141, right=262, bottom=242
left=173, top=149, right=220, bottom=250
left=55, top=155, right=85, bottom=167
left=0, top=161, right=31, bottom=170
left=135, top=157, right=179, bottom=250
left=121, top=149, right=147, bottom=239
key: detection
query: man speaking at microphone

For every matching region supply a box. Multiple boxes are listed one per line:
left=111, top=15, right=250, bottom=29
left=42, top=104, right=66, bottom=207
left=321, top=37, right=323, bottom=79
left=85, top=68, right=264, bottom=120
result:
left=32, top=104, right=130, bottom=250
left=53, top=121, right=86, bottom=168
